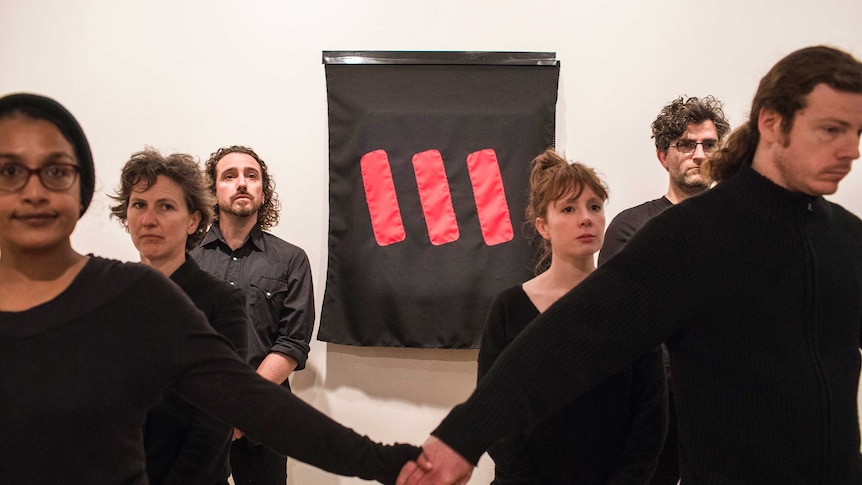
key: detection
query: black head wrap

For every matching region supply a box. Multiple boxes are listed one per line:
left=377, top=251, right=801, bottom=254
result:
left=0, top=93, right=95, bottom=217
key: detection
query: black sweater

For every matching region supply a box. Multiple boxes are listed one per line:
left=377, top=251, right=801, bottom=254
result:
left=478, top=285, right=666, bottom=484
left=434, top=164, right=862, bottom=484
left=0, top=257, right=418, bottom=484
left=145, top=257, right=248, bottom=485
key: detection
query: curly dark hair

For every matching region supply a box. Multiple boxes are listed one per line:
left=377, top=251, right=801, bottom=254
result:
left=527, top=148, right=609, bottom=274
left=706, top=46, right=862, bottom=183
left=110, top=148, right=215, bottom=250
left=204, top=145, right=280, bottom=230
left=651, top=96, right=731, bottom=152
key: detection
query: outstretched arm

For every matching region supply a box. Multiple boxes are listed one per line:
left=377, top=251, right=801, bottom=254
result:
left=419, top=206, right=706, bottom=470
left=169, top=312, right=419, bottom=484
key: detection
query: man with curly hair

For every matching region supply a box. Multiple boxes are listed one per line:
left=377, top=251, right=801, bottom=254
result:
left=599, top=96, right=731, bottom=265
left=598, top=96, right=731, bottom=484
left=190, top=146, right=314, bottom=485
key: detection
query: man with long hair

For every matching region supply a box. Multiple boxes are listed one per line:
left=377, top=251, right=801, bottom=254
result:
left=190, top=146, right=314, bottom=485
left=400, top=45, right=862, bottom=484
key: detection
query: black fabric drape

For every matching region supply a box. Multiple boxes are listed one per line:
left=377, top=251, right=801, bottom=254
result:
left=320, top=51, right=559, bottom=348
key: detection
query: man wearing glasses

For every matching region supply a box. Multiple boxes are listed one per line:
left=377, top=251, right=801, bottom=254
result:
left=599, top=96, right=731, bottom=265
left=598, top=96, right=731, bottom=485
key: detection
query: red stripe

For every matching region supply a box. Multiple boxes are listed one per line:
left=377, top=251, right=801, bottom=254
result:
left=360, top=150, right=406, bottom=246
left=467, top=149, right=513, bottom=246
left=412, top=150, right=460, bottom=245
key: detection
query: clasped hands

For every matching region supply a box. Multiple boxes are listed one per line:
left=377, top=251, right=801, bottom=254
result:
left=396, top=436, right=474, bottom=485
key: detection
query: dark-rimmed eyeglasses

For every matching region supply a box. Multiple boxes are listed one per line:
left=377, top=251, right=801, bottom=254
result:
left=669, top=140, right=719, bottom=154
left=0, top=163, right=80, bottom=192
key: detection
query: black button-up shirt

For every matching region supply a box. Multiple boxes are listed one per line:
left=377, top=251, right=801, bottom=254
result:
left=190, top=224, right=314, bottom=384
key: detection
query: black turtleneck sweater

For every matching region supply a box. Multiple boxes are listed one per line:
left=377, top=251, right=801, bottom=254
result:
left=434, top=164, right=862, bottom=484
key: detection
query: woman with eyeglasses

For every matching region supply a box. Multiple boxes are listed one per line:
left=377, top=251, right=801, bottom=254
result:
left=0, top=93, right=418, bottom=484
left=477, top=149, right=667, bottom=484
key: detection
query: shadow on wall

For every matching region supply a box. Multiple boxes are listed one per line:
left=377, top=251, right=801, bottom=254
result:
left=286, top=345, right=482, bottom=484
left=292, top=344, right=480, bottom=407
left=284, top=364, right=337, bottom=485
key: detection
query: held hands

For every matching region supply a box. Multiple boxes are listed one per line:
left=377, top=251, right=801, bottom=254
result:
left=396, top=436, right=473, bottom=485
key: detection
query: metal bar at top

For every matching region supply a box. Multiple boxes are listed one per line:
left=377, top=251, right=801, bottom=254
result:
left=322, top=51, right=558, bottom=66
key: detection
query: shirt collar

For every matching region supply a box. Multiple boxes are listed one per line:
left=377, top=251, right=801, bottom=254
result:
left=199, top=223, right=223, bottom=247
left=247, top=225, right=266, bottom=252
left=200, top=222, right=266, bottom=252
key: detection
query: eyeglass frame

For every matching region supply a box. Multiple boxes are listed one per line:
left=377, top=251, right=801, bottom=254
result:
left=668, top=139, right=720, bottom=154
left=0, top=162, right=81, bottom=192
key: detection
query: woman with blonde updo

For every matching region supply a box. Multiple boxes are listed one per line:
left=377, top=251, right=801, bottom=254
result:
left=477, top=148, right=667, bottom=484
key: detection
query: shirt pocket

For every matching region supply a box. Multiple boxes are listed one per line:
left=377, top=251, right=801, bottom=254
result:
left=248, top=275, right=290, bottom=337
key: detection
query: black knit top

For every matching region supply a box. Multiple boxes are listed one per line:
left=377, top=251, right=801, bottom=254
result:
left=0, top=258, right=418, bottom=484
left=435, top=164, right=862, bottom=484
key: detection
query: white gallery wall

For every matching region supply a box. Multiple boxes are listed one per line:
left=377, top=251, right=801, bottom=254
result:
left=3, top=0, right=861, bottom=483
